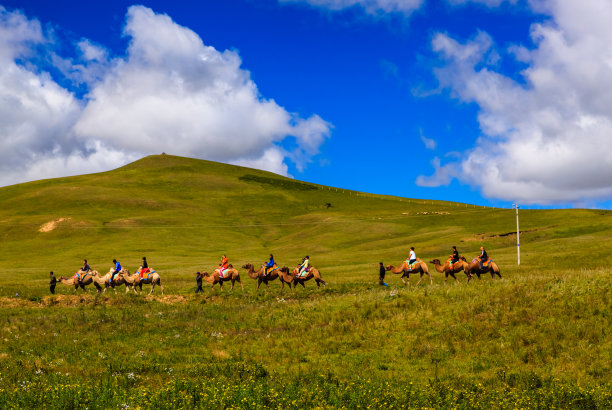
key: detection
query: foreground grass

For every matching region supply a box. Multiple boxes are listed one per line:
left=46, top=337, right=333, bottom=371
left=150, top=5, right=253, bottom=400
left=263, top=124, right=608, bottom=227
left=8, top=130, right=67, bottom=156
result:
left=0, top=268, right=610, bottom=408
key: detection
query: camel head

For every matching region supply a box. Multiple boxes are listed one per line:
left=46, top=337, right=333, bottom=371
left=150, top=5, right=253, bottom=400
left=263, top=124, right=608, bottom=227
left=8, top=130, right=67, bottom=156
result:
left=58, top=276, right=67, bottom=281
left=385, top=265, right=392, bottom=271
left=280, top=267, right=290, bottom=274
left=459, top=256, right=467, bottom=262
left=242, top=263, right=252, bottom=270
left=430, top=259, right=441, bottom=265
left=201, top=271, right=211, bottom=277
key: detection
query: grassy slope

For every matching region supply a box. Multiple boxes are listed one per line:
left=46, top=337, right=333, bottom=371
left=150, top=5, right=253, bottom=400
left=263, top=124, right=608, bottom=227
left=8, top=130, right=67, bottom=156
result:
left=0, top=154, right=610, bottom=408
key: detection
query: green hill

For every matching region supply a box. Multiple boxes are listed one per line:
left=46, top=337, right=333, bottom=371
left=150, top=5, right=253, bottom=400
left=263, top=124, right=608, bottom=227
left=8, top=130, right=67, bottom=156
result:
left=2, top=153, right=611, bottom=283
left=0, top=154, right=610, bottom=408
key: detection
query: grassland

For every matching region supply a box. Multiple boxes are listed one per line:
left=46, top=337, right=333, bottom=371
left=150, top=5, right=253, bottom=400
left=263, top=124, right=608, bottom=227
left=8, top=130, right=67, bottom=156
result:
left=0, top=154, right=610, bottom=408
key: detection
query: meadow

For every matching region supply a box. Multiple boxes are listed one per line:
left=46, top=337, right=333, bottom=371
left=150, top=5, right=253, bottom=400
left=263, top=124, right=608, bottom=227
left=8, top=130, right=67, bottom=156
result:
left=0, top=154, right=610, bottom=408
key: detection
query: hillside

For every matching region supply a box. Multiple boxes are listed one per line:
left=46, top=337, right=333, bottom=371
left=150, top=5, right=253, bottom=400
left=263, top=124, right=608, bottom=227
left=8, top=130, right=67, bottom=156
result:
left=1, top=153, right=611, bottom=285
left=0, top=154, right=610, bottom=408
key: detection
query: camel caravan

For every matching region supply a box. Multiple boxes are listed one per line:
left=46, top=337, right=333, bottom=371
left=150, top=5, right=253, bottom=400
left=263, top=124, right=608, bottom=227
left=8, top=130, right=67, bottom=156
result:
left=56, top=257, right=164, bottom=295
left=53, top=246, right=501, bottom=295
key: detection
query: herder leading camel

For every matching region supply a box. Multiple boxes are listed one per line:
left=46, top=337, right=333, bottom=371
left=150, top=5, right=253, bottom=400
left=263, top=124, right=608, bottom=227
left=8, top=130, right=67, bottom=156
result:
left=200, top=265, right=244, bottom=291
left=385, top=259, right=433, bottom=285
left=57, top=271, right=101, bottom=292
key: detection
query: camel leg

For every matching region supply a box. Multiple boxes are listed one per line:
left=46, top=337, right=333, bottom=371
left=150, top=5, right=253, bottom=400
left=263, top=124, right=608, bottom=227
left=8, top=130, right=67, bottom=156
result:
left=428, top=272, right=433, bottom=285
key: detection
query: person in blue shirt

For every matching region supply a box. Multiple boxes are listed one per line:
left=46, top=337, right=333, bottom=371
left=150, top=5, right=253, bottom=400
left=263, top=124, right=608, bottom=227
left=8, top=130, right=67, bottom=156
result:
left=263, top=254, right=274, bottom=277
left=111, top=259, right=122, bottom=283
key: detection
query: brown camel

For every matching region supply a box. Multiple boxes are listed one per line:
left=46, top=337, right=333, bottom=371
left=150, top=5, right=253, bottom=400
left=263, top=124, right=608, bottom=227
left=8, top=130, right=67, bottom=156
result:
left=430, top=258, right=470, bottom=282
left=119, top=268, right=164, bottom=295
left=385, top=259, right=433, bottom=285
left=57, top=271, right=100, bottom=292
left=462, top=256, right=502, bottom=281
left=287, top=266, right=326, bottom=288
left=242, top=263, right=292, bottom=290
left=201, top=265, right=243, bottom=291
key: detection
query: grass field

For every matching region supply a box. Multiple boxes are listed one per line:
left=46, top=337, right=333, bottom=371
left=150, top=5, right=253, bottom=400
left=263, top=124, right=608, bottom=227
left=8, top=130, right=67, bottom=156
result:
left=0, top=154, right=610, bottom=408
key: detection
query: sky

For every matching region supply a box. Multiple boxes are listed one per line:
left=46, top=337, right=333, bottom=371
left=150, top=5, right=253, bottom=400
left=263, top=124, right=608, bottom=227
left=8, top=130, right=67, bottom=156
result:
left=1, top=0, right=611, bottom=209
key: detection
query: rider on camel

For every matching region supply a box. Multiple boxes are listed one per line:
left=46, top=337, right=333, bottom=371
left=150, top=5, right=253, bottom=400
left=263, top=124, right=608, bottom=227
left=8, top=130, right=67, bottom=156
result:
left=408, top=247, right=416, bottom=270
left=263, top=254, right=274, bottom=277
left=219, top=255, right=229, bottom=277
left=479, top=246, right=488, bottom=268
left=111, top=259, right=121, bottom=284
left=297, top=255, right=309, bottom=278
left=449, top=246, right=459, bottom=270
left=77, top=259, right=90, bottom=283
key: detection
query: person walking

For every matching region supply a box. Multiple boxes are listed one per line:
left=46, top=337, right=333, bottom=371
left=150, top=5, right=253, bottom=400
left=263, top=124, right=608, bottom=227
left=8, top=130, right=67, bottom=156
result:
left=49, top=271, right=57, bottom=294
left=379, top=262, right=388, bottom=287
left=195, top=272, right=203, bottom=294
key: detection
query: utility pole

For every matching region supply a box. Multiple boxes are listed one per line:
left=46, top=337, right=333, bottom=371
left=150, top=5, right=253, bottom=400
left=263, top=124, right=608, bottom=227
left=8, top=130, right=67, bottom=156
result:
left=513, top=203, right=520, bottom=265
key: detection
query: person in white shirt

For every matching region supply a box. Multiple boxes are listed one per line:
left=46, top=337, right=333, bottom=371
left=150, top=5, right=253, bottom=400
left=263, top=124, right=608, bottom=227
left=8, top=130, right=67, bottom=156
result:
left=408, top=247, right=416, bottom=264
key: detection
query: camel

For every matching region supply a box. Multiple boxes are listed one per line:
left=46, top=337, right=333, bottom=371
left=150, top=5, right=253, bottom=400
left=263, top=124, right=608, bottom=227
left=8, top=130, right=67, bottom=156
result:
left=56, top=271, right=101, bottom=292
left=462, top=256, right=502, bottom=280
left=430, top=258, right=471, bottom=282
left=200, top=265, right=243, bottom=291
left=119, top=268, right=164, bottom=295
left=285, top=266, right=326, bottom=288
left=385, top=259, right=433, bottom=285
left=91, top=269, right=135, bottom=293
left=242, top=263, right=292, bottom=290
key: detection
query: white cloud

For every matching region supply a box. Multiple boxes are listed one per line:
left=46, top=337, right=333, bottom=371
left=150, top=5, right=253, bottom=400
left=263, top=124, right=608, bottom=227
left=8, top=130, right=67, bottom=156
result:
left=279, top=0, right=424, bottom=16
left=0, top=6, right=331, bottom=187
left=73, top=6, right=331, bottom=175
left=420, top=130, right=436, bottom=149
left=419, top=0, right=612, bottom=204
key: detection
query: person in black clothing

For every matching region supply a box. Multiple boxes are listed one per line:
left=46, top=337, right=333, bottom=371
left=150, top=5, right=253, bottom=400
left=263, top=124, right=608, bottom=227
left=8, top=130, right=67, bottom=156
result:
left=49, top=271, right=57, bottom=294
left=81, top=259, right=90, bottom=272
left=479, top=246, right=488, bottom=268
left=379, top=262, right=388, bottom=287
left=195, top=272, right=203, bottom=294
left=142, top=257, right=148, bottom=269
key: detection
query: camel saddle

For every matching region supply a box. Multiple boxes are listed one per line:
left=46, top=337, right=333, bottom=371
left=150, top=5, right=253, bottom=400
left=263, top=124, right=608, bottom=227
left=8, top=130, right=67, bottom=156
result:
left=217, top=268, right=230, bottom=279
left=139, top=268, right=154, bottom=280
left=74, top=271, right=88, bottom=281
left=472, top=258, right=492, bottom=268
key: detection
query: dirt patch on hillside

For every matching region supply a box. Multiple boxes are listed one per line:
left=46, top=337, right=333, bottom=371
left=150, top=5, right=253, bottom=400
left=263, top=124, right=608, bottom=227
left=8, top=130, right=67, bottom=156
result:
left=0, top=294, right=189, bottom=308
left=39, top=218, right=71, bottom=232
left=144, top=295, right=186, bottom=305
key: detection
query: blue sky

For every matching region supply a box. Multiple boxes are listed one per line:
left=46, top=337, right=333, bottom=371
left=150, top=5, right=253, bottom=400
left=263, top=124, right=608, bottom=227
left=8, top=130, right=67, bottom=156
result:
left=1, top=0, right=611, bottom=208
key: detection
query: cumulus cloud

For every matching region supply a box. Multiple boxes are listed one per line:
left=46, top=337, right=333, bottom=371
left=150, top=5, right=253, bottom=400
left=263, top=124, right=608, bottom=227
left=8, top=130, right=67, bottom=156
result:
left=418, top=0, right=612, bottom=204
left=279, top=0, right=424, bottom=16
left=0, top=6, right=331, bottom=186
